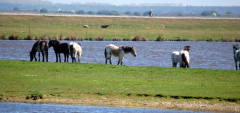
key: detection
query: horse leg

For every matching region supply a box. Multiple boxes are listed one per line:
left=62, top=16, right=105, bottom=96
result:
left=46, top=51, right=48, bottom=62
left=38, top=52, right=40, bottom=61
left=55, top=52, right=58, bottom=62
left=77, top=55, right=80, bottom=63
left=34, top=54, right=37, bottom=61
left=117, top=58, right=120, bottom=65
left=110, top=57, right=112, bottom=64
left=235, top=60, right=238, bottom=70
left=41, top=51, right=45, bottom=62
left=67, top=53, right=69, bottom=62
left=105, top=58, right=108, bottom=64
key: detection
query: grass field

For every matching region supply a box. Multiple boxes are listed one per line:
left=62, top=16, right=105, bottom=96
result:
left=0, top=15, right=240, bottom=41
left=0, top=60, right=239, bottom=101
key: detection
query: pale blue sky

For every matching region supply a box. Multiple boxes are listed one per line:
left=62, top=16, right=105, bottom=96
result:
left=48, top=0, right=240, bottom=6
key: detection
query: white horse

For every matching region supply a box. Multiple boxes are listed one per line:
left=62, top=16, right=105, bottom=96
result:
left=233, top=44, right=240, bottom=70
left=171, top=50, right=190, bottom=68
left=105, top=44, right=137, bottom=65
left=69, top=42, right=82, bottom=63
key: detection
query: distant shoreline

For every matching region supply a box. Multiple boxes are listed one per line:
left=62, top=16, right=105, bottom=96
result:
left=1, top=12, right=240, bottom=19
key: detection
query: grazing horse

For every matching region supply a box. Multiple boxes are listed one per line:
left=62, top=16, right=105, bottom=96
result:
left=101, top=25, right=109, bottom=28
left=105, top=44, right=137, bottom=65
left=69, top=42, right=82, bottom=63
left=171, top=50, right=190, bottom=68
left=49, top=40, right=69, bottom=62
left=233, top=44, right=240, bottom=70
left=29, top=41, right=48, bottom=62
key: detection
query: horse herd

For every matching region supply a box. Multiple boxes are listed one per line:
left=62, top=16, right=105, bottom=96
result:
left=29, top=40, right=240, bottom=70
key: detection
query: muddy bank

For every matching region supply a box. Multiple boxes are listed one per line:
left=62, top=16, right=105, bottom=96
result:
left=1, top=95, right=239, bottom=112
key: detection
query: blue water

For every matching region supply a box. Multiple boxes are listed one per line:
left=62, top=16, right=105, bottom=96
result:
left=0, top=102, right=206, bottom=113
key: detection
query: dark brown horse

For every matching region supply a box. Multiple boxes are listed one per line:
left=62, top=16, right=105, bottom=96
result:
left=49, top=40, right=69, bottom=62
left=30, top=41, right=49, bottom=62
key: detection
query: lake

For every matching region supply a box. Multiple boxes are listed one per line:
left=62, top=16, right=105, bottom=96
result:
left=0, top=40, right=237, bottom=70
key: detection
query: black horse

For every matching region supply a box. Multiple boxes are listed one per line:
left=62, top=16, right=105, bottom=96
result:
left=101, top=25, right=109, bottom=28
left=49, top=40, right=69, bottom=62
left=30, top=41, right=49, bottom=62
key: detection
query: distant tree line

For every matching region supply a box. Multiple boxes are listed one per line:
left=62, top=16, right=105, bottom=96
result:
left=2, top=2, right=240, bottom=15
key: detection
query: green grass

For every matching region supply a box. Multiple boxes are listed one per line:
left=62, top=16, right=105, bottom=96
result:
left=0, top=60, right=239, bottom=102
left=0, top=15, right=240, bottom=41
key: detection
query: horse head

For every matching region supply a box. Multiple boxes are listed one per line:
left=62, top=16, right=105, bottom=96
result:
left=131, top=47, right=137, bottom=57
left=49, top=40, right=60, bottom=48
left=233, top=44, right=239, bottom=54
left=29, top=51, right=34, bottom=61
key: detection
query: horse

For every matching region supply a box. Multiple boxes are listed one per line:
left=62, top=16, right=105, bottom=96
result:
left=69, top=42, right=82, bottom=63
left=149, top=9, right=153, bottom=17
left=171, top=50, right=190, bottom=68
left=105, top=44, right=137, bottom=65
left=49, top=40, right=69, bottom=62
left=101, top=25, right=109, bottom=28
left=233, top=44, right=240, bottom=70
left=29, top=41, right=48, bottom=62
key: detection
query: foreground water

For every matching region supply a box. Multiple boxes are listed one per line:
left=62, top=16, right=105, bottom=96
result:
left=0, top=102, right=206, bottom=113
left=0, top=40, right=237, bottom=70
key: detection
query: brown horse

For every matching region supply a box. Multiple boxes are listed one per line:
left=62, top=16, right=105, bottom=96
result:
left=30, top=41, right=49, bottom=62
left=105, top=44, right=137, bottom=65
left=49, top=40, right=69, bottom=62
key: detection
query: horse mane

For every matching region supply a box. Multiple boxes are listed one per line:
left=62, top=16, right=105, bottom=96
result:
left=233, top=45, right=239, bottom=50
left=120, top=46, right=133, bottom=53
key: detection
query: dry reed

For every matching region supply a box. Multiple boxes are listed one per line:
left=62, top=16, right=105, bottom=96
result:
left=131, top=35, right=148, bottom=41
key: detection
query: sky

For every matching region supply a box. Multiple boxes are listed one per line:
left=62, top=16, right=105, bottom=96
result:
left=47, top=0, right=240, bottom=6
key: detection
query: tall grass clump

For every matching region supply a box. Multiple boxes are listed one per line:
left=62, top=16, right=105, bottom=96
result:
left=95, top=35, right=105, bottom=41
left=0, top=33, right=8, bottom=40
left=36, top=35, right=49, bottom=40
left=131, top=35, right=148, bottom=41
left=235, top=36, right=240, bottom=42
left=221, top=35, right=234, bottom=42
left=8, top=34, right=19, bottom=40
left=155, top=35, right=164, bottom=41
left=66, top=34, right=84, bottom=41
left=24, top=34, right=33, bottom=40
left=112, top=37, right=123, bottom=41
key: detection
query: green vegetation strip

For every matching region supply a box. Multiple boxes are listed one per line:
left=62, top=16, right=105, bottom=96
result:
left=1, top=15, right=240, bottom=41
left=0, top=60, right=239, bottom=103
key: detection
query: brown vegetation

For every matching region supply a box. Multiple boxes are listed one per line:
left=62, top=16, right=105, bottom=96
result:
left=112, top=37, right=123, bottom=41
left=131, top=35, right=148, bottom=41
left=65, top=34, right=84, bottom=41
left=8, top=34, right=19, bottom=40
left=0, top=33, right=8, bottom=40
left=95, top=35, right=105, bottom=41
left=155, top=35, right=164, bottom=41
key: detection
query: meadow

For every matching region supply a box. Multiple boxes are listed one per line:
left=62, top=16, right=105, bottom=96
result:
left=0, top=15, right=240, bottom=41
left=0, top=60, right=239, bottom=107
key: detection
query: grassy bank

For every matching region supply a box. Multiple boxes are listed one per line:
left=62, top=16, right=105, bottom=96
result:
left=0, top=60, right=240, bottom=106
left=0, top=15, right=240, bottom=41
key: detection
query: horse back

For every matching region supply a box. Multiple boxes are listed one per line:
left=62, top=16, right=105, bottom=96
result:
left=55, top=43, right=69, bottom=53
left=171, top=51, right=180, bottom=62
left=31, top=41, right=41, bottom=52
left=40, top=41, right=49, bottom=52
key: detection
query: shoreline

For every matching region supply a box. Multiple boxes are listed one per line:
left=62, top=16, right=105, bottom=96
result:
left=1, top=95, right=239, bottom=112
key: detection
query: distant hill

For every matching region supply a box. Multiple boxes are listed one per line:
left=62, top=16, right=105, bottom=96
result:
left=0, top=0, right=240, bottom=15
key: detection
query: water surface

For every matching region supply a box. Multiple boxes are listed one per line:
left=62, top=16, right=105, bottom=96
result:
left=0, top=40, right=237, bottom=70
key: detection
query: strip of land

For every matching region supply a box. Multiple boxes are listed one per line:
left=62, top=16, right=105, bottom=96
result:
left=0, top=15, right=240, bottom=41
left=0, top=60, right=239, bottom=112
